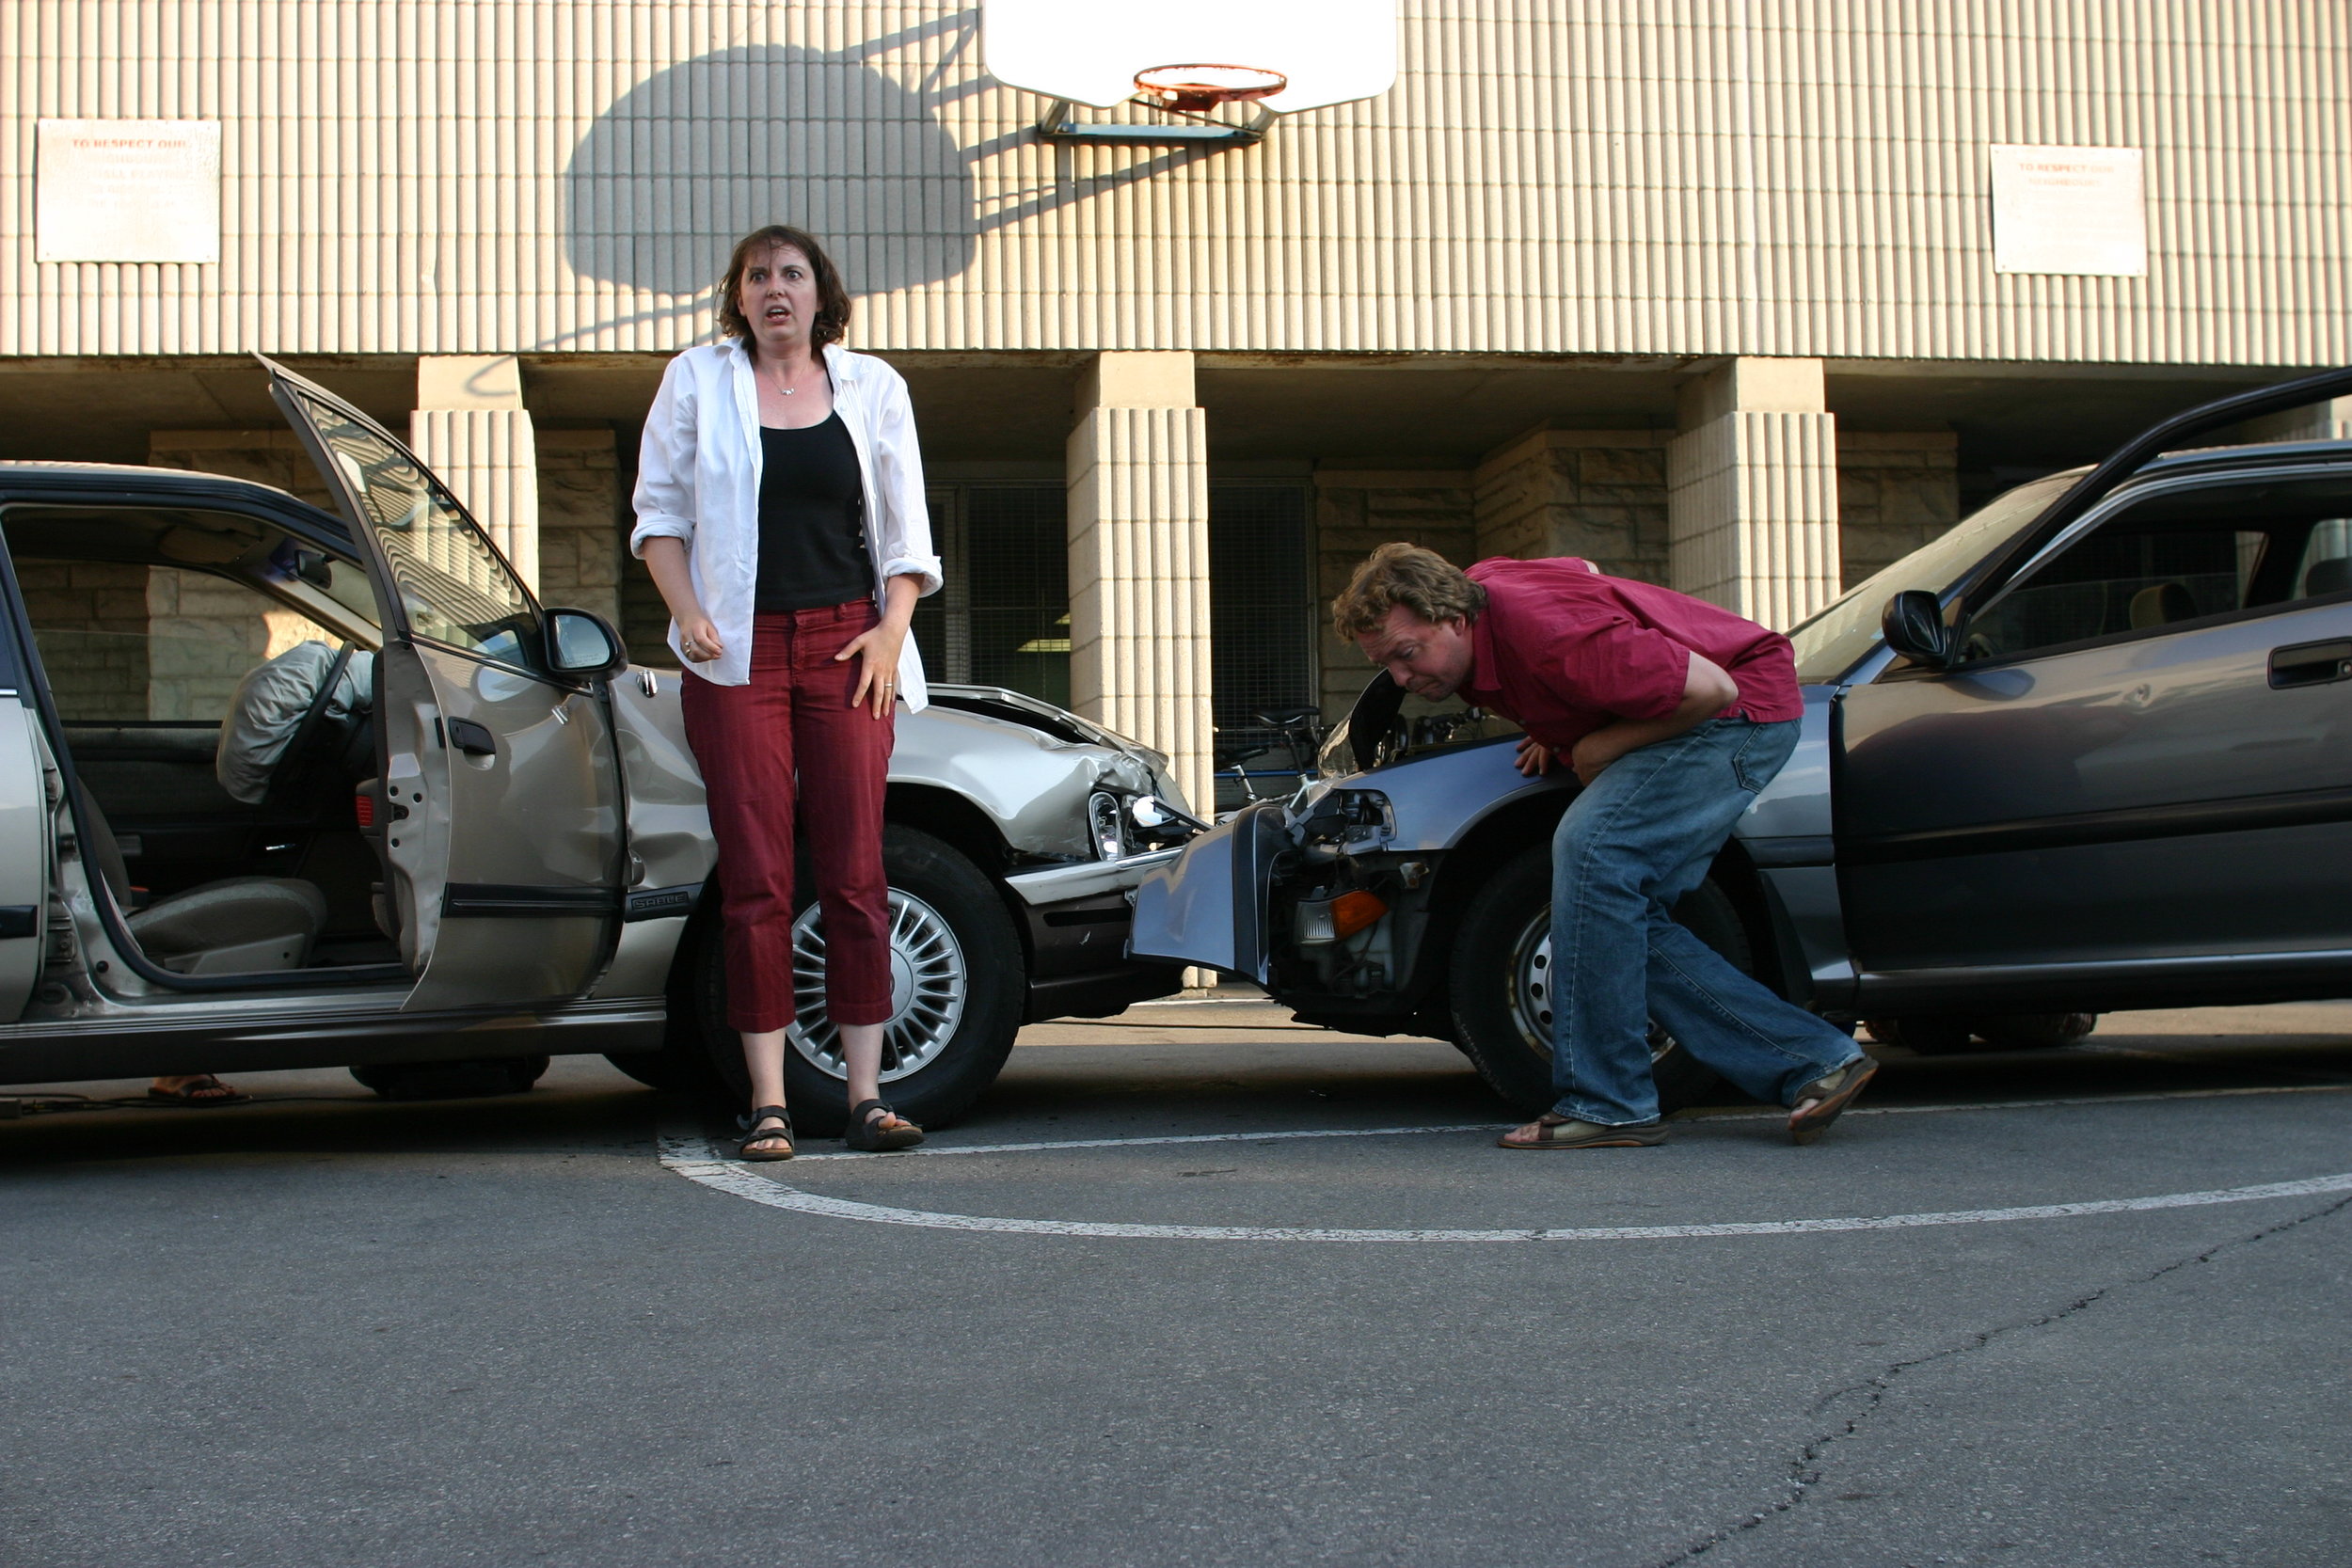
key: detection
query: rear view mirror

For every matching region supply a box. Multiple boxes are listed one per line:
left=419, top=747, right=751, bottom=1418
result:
left=1881, top=591, right=1954, bottom=668
left=547, top=608, right=628, bottom=679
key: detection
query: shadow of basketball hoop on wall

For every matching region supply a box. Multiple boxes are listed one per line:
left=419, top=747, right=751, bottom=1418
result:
left=563, top=42, right=979, bottom=304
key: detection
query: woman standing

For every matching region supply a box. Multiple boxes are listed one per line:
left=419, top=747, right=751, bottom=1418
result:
left=632, top=225, right=939, bottom=1159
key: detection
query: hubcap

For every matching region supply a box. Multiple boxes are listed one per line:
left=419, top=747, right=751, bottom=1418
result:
left=786, top=890, right=967, bottom=1083
left=1507, top=910, right=1673, bottom=1063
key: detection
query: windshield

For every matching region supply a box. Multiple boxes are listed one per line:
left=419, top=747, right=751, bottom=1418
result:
left=1788, top=471, right=2078, bottom=681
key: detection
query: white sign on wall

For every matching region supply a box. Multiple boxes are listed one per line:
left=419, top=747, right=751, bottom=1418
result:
left=1989, top=145, right=2147, bottom=277
left=36, top=119, right=221, bottom=264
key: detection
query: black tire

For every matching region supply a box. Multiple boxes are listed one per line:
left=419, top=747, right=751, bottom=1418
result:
left=1447, top=845, right=1749, bottom=1117
left=627, top=825, right=1025, bottom=1136
left=1862, top=1016, right=1977, bottom=1054
left=349, top=1054, right=548, bottom=1100
left=1972, top=1012, right=2097, bottom=1051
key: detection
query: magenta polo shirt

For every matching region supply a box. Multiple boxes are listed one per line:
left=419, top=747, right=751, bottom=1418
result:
left=1457, top=557, right=1804, bottom=753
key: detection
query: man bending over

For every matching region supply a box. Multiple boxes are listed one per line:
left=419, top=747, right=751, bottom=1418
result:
left=1332, top=544, right=1875, bottom=1149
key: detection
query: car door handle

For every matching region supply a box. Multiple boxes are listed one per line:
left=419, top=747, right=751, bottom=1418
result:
left=441, top=717, right=499, bottom=756
left=2268, top=639, right=2352, bottom=689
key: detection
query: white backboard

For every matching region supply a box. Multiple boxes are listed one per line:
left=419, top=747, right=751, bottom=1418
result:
left=983, top=0, right=1398, bottom=113
left=1990, top=145, right=2148, bottom=277
left=37, top=119, right=221, bottom=264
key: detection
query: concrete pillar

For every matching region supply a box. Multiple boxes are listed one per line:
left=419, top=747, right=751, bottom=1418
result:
left=1666, top=357, right=1840, bottom=631
left=2247, top=397, right=2352, bottom=444
left=1066, top=351, right=1214, bottom=819
left=410, top=354, right=542, bottom=591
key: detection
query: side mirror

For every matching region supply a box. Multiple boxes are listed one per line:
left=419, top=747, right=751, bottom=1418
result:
left=546, top=608, right=628, bottom=680
left=1881, top=591, right=1954, bottom=668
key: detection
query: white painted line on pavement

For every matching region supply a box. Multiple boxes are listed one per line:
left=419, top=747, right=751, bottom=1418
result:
left=656, top=1128, right=2352, bottom=1243
left=773, top=1080, right=2352, bottom=1163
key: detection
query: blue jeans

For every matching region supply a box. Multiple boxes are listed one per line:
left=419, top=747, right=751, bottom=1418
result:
left=1549, top=717, right=1863, bottom=1124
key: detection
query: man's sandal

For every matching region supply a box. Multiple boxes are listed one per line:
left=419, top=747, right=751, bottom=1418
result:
left=1497, top=1113, right=1665, bottom=1149
left=843, top=1098, right=923, bottom=1152
left=737, top=1105, right=796, bottom=1162
left=1788, top=1057, right=1877, bottom=1146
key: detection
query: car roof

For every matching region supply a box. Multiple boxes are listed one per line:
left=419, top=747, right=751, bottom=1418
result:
left=0, top=458, right=312, bottom=504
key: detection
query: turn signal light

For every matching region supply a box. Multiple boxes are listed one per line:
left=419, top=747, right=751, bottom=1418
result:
left=1328, top=890, right=1387, bottom=939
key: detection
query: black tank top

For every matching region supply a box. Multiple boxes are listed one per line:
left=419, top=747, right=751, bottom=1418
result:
left=755, top=413, right=872, bottom=613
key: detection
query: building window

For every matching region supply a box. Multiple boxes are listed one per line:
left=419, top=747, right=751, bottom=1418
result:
left=913, top=483, right=1070, bottom=706
left=1210, top=483, right=1317, bottom=788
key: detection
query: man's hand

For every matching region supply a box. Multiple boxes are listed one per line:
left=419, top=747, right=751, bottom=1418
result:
left=1513, top=735, right=1558, bottom=777
left=1567, top=729, right=1632, bottom=784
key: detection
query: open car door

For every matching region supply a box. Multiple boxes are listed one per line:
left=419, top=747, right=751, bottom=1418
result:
left=260, top=356, right=624, bottom=1009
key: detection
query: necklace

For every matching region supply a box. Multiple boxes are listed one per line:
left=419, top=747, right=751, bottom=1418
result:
left=765, top=356, right=814, bottom=398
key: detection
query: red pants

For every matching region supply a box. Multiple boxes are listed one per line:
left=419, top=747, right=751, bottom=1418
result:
left=680, top=602, right=895, bottom=1034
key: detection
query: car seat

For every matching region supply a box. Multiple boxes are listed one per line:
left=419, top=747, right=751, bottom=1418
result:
left=73, top=784, right=326, bottom=974
left=2302, top=556, right=2352, bottom=597
left=2126, top=580, right=2199, bottom=629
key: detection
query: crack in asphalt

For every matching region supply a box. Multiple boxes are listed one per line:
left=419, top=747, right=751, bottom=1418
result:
left=1651, top=1190, right=2352, bottom=1566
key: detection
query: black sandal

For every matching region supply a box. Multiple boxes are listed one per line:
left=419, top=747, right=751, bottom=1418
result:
left=843, top=1098, right=923, bottom=1152
left=736, top=1105, right=795, bottom=1162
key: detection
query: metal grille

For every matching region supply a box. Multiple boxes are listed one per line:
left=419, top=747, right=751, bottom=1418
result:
left=1210, top=484, right=1316, bottom=774
left=914, top=484, right=1069, bottom=707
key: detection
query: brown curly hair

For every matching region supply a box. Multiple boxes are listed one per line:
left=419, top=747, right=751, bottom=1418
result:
left=1331, top=542, right=1488, bottom=641
left=713, top=226, right=851, bottom=350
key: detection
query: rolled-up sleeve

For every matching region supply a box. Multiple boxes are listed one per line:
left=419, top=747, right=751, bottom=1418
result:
left=629, top=356, right=698, bottom=557
left=867, top=370, right=944, bottom=597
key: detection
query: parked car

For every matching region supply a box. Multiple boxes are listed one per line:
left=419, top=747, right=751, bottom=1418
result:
left=0, top=356, right=1191, bottom=1131
left=1133, top=367, right=2352, bottom=1113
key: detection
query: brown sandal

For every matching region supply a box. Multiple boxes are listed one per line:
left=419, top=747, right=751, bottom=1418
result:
left=1497, top=1112, right=1665, bottom=1149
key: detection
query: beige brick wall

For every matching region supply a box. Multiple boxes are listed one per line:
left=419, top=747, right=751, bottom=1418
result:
left=1836, top=433, right=1962, bottom=589
left=147, top=430, right=339, bottom=511
left=16, top=559, right=149, bottom=721
left=1312, top=470, right=1475, bottom=723
left=145, top=568, right=328, bottom=721
left=534, top=429, right=622, bottom=627
left=1471, top=429, right=1673, bottom=584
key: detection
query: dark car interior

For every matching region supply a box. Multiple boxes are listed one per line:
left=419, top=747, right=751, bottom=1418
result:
left=1961, top=474, right=2352, bottom=663
left=2, top=503, right=406, bottom=979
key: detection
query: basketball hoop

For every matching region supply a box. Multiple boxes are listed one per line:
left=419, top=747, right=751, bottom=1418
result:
left=1134, top=63, right=1289, bottom=112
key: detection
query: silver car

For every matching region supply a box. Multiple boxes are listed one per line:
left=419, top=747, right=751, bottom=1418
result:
left=0, top=357, right=1192, bottom=1130
left=1134, top=367, right=2352, bottom=1111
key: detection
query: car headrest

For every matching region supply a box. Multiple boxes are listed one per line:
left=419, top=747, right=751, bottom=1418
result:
left=2127, top=580, right=2198, bottom=629
left=2303, top=556, right=2352, bottom=597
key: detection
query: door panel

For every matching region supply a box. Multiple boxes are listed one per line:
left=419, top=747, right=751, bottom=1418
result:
left=0, top=701, right=51, bottom=1020
left=262, top=356, right=624, bottom=1008
left=1838, top=477, right=2352, bottom=974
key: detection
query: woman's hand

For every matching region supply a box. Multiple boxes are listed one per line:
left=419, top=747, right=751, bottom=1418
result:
left=838, top=620, right=908, bottom=717
left=1513, top=735, right=1558, bottom=777
left=675, top=611, right=723, bottom=664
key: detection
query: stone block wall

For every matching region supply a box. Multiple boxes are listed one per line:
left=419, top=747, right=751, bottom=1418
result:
left=1472, top=428, right=1673, bottom=583
left=148, top=429, right=339, bottom=510
left=146, top=568, right=328, bottom=721
left=534, top=429, right=623, bottom=627
left=1312, top=470, right=1475, bottom=722
left=1836, top=432, right=1962, bottom=589
left=15, top=560, right=150, bottom=721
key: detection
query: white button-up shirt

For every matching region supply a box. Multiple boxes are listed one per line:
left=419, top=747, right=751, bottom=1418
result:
left=629, top=340, right=944, bottom=706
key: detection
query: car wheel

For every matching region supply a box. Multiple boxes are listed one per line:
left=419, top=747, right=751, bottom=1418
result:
left=349, top=1054, right=549, bottom=1099
left=1448, top=845, right=1744, bottom=1117
left=635, top=826, right=1025, bottom=1136
left=1861, top=1016, right=1976, bottom=1054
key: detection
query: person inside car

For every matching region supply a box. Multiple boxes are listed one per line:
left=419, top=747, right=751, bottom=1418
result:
left=1333, top=543, right=1876, bottom=1150
left=631, top=225, right=941, bottom=1160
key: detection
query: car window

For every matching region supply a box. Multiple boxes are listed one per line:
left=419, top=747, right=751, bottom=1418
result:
left=287, top=391, right=543, bottom=670
left=1960, top=475, right=2352, bottom=666
left=1788, top=472, right=2075, bottom=682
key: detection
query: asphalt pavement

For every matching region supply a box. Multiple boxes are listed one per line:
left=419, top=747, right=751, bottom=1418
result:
left=4, top=998, right=2349, bottom=1567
